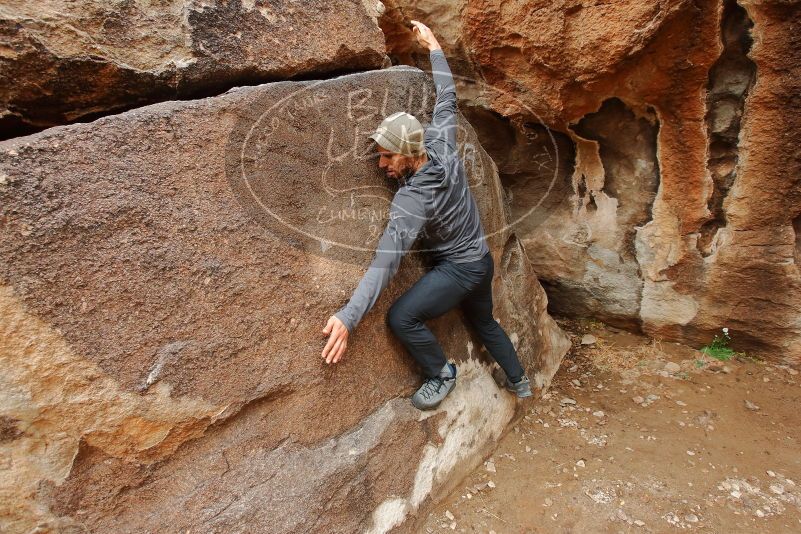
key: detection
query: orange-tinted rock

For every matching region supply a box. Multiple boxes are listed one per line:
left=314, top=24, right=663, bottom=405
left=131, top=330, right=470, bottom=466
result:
left=383, top=0, right=801, bottom=360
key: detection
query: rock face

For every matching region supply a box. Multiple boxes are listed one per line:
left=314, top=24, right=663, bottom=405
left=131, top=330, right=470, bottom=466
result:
left=0, top=65, right=569, bottom=532
left=381, top=0, right=801, bottom=361
left=0, top=0, right=388, bottom=138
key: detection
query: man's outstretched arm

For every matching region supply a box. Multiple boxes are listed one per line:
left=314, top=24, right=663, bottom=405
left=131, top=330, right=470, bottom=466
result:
left=321, top=189, right=427, bottom=364
left=411, top=20, right=458, bottom=160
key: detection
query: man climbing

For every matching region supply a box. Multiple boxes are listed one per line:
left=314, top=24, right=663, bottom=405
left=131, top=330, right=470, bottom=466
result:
left=321, top=20, right=532, bottom=410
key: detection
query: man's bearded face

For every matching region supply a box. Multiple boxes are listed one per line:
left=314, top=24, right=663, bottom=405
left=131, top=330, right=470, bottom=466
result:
left=377, top=146, right=418, bottom=181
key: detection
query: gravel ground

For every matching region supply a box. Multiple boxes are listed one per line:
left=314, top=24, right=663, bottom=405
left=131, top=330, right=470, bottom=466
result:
left=419, top=317, right=801, bottom=533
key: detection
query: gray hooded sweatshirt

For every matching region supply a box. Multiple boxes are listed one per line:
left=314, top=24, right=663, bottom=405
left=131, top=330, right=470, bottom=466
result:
left=334, top=49, right=490, bottom=333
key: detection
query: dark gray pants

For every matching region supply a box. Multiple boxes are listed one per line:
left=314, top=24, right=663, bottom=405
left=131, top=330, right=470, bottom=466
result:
left=386, top=251, right=526, bottom=380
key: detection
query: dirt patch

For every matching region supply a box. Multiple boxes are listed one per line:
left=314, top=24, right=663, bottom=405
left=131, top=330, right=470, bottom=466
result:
left=419, top=317, right=801, bottom=533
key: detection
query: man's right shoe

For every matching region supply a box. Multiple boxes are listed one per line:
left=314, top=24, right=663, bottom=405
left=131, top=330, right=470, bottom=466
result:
left=411, top=363, right=457, bottom=410
left=505, top=374, right=533, bottom=398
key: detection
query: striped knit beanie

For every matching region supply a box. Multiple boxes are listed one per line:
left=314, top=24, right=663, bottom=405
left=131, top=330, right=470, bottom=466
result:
left=368, top=111, right=425, bottom=156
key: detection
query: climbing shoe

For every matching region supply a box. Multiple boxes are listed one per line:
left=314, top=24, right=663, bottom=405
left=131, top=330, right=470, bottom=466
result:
left=505, top=374, right=533, bottom=398
left=411, top=363, right=457, bottom=410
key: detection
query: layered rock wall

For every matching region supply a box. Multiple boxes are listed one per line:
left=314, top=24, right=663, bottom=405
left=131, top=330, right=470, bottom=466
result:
left=0, top=0, right=388, bottom=137
left=382, top=0, right=801, bottom=361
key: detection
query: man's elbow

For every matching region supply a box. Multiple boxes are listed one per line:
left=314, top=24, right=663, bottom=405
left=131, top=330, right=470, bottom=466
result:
left=442, top=91, right=457, bottom=109
left=434, top=93, right=458, bottom=114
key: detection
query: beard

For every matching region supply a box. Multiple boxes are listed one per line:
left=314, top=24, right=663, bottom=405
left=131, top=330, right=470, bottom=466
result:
left=395, top=160, right=418, bottom=180
left=384, top=156, right=422, bottom=181
left=398, top=164, right=415, bottom=180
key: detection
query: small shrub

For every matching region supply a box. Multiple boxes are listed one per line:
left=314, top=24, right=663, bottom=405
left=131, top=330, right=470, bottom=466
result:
left=700, top=327, right=743, bottom=361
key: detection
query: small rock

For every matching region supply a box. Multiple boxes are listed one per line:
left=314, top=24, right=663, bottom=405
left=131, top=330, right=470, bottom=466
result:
left=634, top=520, right=645, bottom=527
left=485, top=460, right=496, bottom=473
left=525, top=446, right=532, bottom=453
left=665, top=362, right=681, bottom=373
left=685, top=514, right=699, bottom=523
left=745, top=400, right=760, bottom=411
left=767, top=470, right=776, bottom=477
left=632, top=396, right=644, bottom=404
left=581, top=334, right=597, bottom=345
left=592, top=410, right=605, bottom=418
left=675, top=400, right=687, bottom=406
left=769, top=484, right=785, bottom=495
left=571, top=379, right=582, bottom=387
left=487, top=480, right=496, bottom=489
left=755, top=509, right=765, bottom=518
left=561, top=397, right=577, bottom=405
left=576, top=460, right=586, bottom=468
left=445, top=510, right=454, bottom=521
left=544, top=498, right=553, bottom=506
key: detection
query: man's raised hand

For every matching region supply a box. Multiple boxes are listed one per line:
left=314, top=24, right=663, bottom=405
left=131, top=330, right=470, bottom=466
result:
left=322, top=315, right=349, bottom=364
left=410, top=20, right=441, bottom=52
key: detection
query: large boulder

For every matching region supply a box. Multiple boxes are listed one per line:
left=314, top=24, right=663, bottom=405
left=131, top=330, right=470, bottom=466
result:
left=381, top=0, right=801, bottom=361
left=0, top=64, right=569, bottom=532
left=0, top=0, right=388, bottom=137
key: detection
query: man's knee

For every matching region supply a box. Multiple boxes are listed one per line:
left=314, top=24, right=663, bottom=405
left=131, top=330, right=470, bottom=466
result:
left=387, top=302, right=412, bottom=334
left=466, top=313, right=501, bottom=334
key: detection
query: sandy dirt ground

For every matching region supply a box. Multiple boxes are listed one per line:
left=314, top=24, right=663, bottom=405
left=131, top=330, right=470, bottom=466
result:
left=419, top=317, right=801, bottom=533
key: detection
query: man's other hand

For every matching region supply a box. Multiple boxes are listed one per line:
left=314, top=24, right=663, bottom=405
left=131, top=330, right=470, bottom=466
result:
left=410, top=20, right=441, bottom=51
left=322, top=315, right=349, bottom=364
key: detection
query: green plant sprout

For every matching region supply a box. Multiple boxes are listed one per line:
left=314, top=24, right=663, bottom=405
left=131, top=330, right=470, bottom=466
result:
left=700, top=327, right=744, bottom=361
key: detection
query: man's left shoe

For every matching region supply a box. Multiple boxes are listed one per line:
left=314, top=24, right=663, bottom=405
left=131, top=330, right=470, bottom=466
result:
left=411, top=363, right=457, bottom=410
left=505, top=374, right=533, bottom=398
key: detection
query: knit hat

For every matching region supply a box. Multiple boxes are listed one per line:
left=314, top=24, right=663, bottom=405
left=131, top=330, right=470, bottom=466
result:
left=369, top=111, right=425, bottom=156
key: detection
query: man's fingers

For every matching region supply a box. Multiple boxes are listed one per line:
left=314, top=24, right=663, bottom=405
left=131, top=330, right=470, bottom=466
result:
left=325, top=337, right=344, bottom=364
left=333, top=342, right=347, bottom=363
left=321, top=315, right=349, bottom=363
left=322, top=330, right=338, bottom=359
left=334, top=340, right=347, bottom=363
left=410, top=20, right=427, bottom=32
left=323, top=316, right=335, bottom=335
left=324, top=334, right=342, bottom=363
